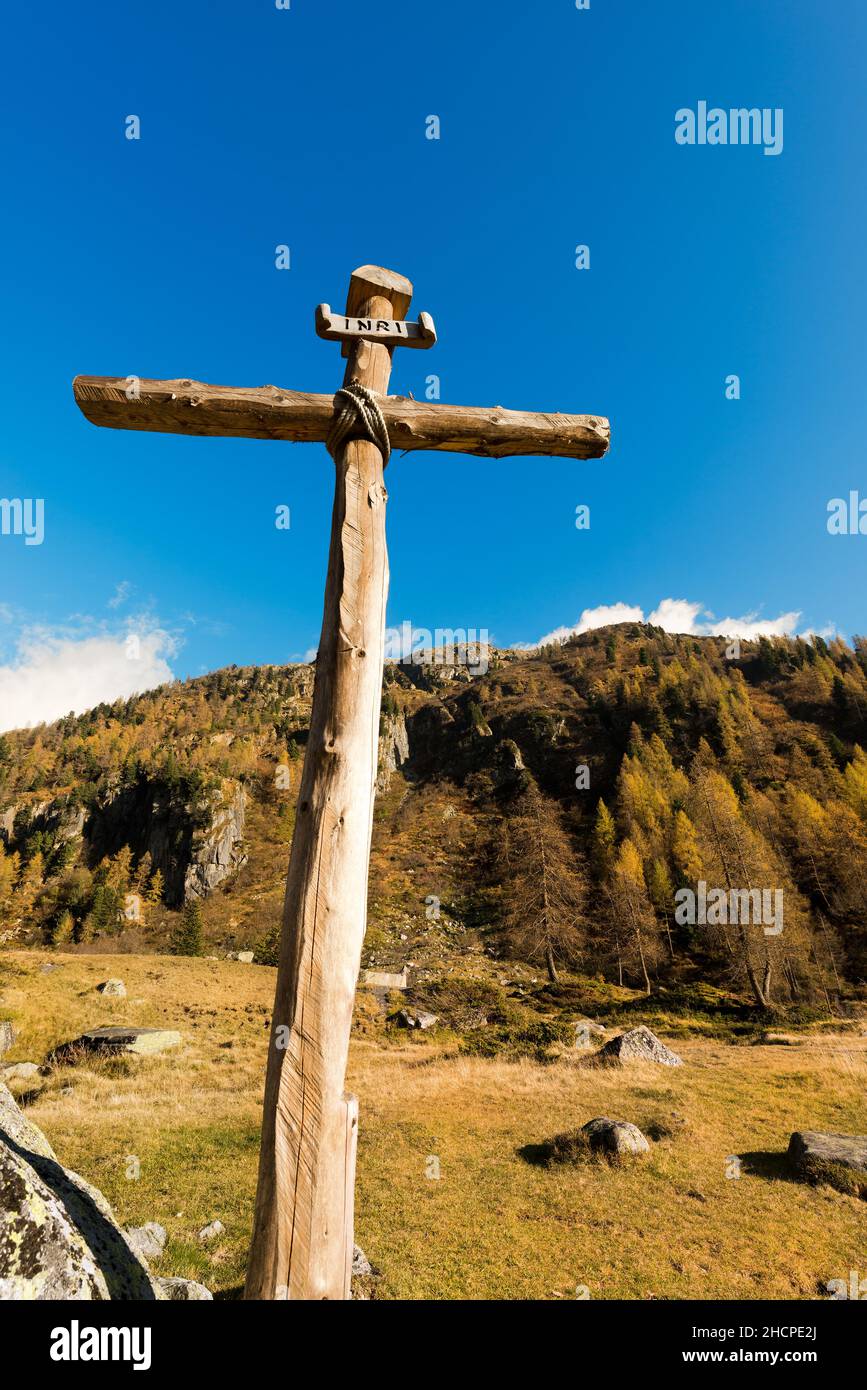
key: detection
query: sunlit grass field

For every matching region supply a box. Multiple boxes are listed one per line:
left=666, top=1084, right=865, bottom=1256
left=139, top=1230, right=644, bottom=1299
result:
left=2, top=950, right=865, bottom=1299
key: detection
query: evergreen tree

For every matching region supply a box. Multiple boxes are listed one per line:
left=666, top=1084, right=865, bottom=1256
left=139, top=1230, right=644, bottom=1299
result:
left=256, top=923, right=281, bottom=967
left=171, top=900, right=204, bottom=957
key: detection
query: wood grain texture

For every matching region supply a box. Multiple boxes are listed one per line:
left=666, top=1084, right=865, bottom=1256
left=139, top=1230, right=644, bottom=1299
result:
left=315, top=303, right=437, bottom=349
left=73, top=376, right=610, bottom=460
left=243, top=267, right=402, bottom=1301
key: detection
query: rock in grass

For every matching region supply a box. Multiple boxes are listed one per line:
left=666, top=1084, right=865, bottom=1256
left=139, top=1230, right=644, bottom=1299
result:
left=156, top=1276, right=213, bottom=1301
left=351, top=1244, right=383, bottom=1298
left=0, top=1081, right=55, bottom=1158
left=596, top=1025, right=682, bottom=1067
left=580, top=1117, right=650, bottom=1156
left=49, top=1027, right=181, bottom=1065
left=96, top=980, right=127, bottom=999
left=0, top=1082, right=160, bottom=1300
left=0, top=1022, right=14, bottom=1058
left=2, top=1062, right=40, bottom=1083
left=788, top=1131, right=867, bottom=1196
left=197, top=1220, right=224, bottom=1242
left=573, top=1019, right=606, bottom=1048
left=544, top=1117, right=649, bottom=1163
left=394, top=1010, right=439, bottom=1031
left=126, top=1223, right=167, bottom=1262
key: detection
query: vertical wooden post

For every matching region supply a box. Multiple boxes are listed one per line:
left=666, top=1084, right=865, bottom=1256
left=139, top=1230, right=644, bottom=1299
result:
left=245, top=266, right=412, bottom=1300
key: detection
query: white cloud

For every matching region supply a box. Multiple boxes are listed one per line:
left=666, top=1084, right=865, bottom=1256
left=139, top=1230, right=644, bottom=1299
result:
left=107, top=580, right=132, bottom=610
left=525, top=597, right=829, bottom=649
left=0, top=626, right=177, bottom=732
left=646, top=598, right=705, bottom=633
left=517, top=603, right=645, bottom=650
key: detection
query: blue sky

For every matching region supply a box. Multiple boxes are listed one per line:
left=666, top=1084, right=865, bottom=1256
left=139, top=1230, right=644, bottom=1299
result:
left=1, top=0, right=865, bottom=728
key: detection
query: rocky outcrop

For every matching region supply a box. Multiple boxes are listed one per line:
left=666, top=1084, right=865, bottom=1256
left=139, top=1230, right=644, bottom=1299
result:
left=0, top=1083, right=161, bottom=1299
left=377, top=710, right=410, bottom=792
left=85, top=777, right=246, bottom=907
left=183, top=784, right=247, bottom=901
left=0, top=1023, right=14, bottom=1058
left=0, top=797, right=85, bottom=851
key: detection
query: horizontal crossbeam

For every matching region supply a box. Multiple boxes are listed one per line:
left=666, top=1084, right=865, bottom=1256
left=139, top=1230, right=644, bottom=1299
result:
left=72, top=376, right=610, bottom=460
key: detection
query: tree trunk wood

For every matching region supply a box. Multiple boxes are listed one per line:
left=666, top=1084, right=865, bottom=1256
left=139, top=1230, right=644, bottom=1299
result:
left=73, top=375, right=610, bottom=460
left=244, top=269, right=407, bottom=1300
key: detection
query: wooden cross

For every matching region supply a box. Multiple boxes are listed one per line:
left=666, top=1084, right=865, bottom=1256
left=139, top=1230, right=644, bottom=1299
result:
left=73, top=263, right=610, bottom=1301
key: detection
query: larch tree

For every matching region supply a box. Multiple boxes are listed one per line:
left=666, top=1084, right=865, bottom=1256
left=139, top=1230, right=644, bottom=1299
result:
left=592, top=799, right=617, bottom=879
left=605, top=837, right=664, bottom=995
left=647, top=856, right=675, bottom=958
left=497, top=777, right=586, bottom=985
left=686, top=767, right=806, bottom=1010
left=671, top=808, right=703, bottom=885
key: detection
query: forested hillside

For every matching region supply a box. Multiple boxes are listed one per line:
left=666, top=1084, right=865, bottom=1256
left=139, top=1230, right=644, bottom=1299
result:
left=1, top=623, right=866, bottom=1011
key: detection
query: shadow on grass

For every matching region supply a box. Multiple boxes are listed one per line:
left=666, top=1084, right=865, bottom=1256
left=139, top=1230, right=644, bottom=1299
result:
left=516, top=1141, right=555, bottom=1168
left=14, top=1086, right=43, bottom=1108
left=739, top=1150, right=798, bottom=1183
left=741, top=1149, right=867, bottom=1199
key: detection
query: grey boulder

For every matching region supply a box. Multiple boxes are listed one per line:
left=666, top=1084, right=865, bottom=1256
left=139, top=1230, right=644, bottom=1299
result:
left=2, top=1062, right=40, bottom=1083
left=156, top=1276, right=213, bottom=1301
left=96, top=980, right=127, bottom=999
left=0, top=1083, right=161, bottom=1300
left=581, top=1116, right=650, bottom=1156
left=788, top=1130, right=867, bottom=1175
left=197, top=1220, right=224, bottom=1242
left=394, top=1010, right=438, bottom=1031
left=596, top=1025, right=682, bottom=1067
left=49, top=1027, right=181, bottom=1064
left=573, top=1019, right=606, bottom=1048
left=126, top=1222, right=167, bottom=1262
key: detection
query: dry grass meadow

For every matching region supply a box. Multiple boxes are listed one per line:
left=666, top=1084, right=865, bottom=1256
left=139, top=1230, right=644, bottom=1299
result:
left=2, top=949, right=866, bottom=1300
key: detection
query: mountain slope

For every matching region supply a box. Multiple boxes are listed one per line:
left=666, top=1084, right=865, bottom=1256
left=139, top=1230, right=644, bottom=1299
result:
left=1, top=623, right=866, bottom=1006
